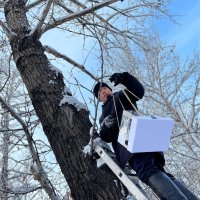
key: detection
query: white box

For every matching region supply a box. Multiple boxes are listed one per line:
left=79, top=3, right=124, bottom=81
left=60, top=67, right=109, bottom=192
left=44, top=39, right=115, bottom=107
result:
left=118, top=111, right=174, bottom=153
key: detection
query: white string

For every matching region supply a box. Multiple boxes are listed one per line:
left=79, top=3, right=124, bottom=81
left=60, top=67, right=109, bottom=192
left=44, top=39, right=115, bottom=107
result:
left=112, top=94, right=120, bottom=129
left=116, top=95, right=125, bottom=110
left=122, top=90, right=141, bottom=116
left=125, top=88, right=140, bottom=100
left=112, top=88, right=141, bottom=130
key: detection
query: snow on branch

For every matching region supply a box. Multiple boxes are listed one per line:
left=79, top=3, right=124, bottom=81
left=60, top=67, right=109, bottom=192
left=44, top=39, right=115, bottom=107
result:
left=44, top=45, right=98, bottom=81
left=33, top=0, right=54, bottom=37
left=0, top=19, right=17, bottom=39
left=59, top=95, right=87, bottom=111
left=0, top=186, right=41, bottom=195
left=9, top=186, right=42, bottom=195
left=30, top=164, right=61, bottom=200
left=58, top=86, right=87, bottom=111
left=42, top=0, right=118, bottom=34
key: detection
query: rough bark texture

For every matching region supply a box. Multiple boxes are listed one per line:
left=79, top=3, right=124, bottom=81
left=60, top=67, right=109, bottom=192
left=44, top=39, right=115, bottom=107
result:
left=4, top=1, right=123, bottom=199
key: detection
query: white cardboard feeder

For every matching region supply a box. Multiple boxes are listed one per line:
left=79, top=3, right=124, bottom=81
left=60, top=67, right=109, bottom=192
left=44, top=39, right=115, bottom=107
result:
left=118, top=110, right=174, bottom=153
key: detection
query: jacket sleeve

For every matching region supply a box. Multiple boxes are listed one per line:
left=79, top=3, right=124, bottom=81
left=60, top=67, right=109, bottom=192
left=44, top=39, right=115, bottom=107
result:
left=121, top=72, right=145, bottom=101
left=99, top=120, right=118, bottom=143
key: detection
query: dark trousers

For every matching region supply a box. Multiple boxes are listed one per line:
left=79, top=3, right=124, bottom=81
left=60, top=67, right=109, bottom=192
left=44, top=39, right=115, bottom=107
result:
left=128, top=153, right=199, bottom=200
left=147, top=171, right=199, bottom=200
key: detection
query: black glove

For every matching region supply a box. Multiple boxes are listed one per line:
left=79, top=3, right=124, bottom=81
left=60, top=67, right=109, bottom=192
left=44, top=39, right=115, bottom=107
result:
left=103, top=114, right=118, bottom=129
left=99, top=114, right=118, bottom=143
left=109, top=73, right=125, bottom=86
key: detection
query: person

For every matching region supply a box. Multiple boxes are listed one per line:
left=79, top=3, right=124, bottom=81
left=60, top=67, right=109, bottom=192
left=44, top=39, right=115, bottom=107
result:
left=93, top=72, right=199, bottom=200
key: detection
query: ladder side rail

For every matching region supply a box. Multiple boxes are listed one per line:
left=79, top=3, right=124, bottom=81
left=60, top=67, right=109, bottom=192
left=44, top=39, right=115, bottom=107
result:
left=94, top=144, right=148, bottom=200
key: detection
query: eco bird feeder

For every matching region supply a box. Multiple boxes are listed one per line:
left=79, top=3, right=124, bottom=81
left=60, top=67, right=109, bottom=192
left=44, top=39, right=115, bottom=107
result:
left=118, top=110, right=174, bottom=153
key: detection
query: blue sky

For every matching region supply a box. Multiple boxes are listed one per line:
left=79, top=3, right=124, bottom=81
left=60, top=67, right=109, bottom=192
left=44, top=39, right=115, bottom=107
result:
left=41, top=0, right=200, bottom=69
left=40, top=0, right=200, bottom=101
left=156, top=0, right=200, bottom=57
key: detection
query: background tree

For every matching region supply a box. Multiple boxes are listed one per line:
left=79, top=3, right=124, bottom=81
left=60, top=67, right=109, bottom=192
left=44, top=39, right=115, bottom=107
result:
left=103, top=34, right=200, bottom=198
left=0, top=53, right=70, bottom=199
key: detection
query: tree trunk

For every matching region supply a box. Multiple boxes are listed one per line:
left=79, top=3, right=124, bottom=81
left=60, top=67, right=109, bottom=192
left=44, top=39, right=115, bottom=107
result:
left=4, top=1, right=123, bottom=199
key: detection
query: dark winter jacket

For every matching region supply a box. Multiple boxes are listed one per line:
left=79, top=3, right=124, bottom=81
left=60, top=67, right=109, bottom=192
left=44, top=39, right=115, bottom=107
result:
left=99, top=72, right=165, bottom=169
left=99, top=72, right=144, bottom=143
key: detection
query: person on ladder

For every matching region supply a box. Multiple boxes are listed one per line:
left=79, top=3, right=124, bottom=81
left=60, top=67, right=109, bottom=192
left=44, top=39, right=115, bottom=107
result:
left=93, top=72, right=199, bottom=200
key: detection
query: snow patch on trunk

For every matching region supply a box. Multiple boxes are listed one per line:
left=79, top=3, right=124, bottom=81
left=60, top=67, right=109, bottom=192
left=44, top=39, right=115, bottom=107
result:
left=62, top=85, right=71, bottom=95
left=49, top=80, right=55, bottom=84
left=48, top=63, right=62, bottom=76
left=59, top=82, right=86, bottom=111
left=59, top=95, right=87, bottom=111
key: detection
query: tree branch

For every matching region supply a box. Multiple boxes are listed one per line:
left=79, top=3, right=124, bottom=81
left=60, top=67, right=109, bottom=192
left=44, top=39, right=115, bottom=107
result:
left=7, top=186, right=42, bottom=195
left=0, top=20, right=17, bottom=39
left=41, top=0, right=118, bottom=35
left=67, top=0, right=145, bottom=48
left=189, top=75, right=200, bottom=128
left=0, top=1, right=3, bottom=8
left=69, top=0, right=118, bottom=32
left=169, top=148, right=200, bottom=161
left=33, top=0, right=54, bottom=37
left=26, top=0, right=46, bottom=10
left=44, top=45, right=98, bottom=81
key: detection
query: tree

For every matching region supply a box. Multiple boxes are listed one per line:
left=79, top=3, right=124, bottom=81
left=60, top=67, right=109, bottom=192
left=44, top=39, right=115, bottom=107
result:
left=0, top=0, right=172, bottom=199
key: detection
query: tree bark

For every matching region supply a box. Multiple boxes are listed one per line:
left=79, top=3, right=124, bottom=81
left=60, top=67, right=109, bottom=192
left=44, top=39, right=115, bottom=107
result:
left=4, top=1, right=123, bottom=199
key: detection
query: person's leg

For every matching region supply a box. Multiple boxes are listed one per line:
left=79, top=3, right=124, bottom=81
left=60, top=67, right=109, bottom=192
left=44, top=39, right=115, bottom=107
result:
left=128, top=154, right=187, bottom=200
left=166, top=173, right=199, bottom=200
left=147, top=171, right=187, bottom=200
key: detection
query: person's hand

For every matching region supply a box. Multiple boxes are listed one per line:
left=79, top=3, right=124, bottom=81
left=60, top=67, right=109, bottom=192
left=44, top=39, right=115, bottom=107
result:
left=99, top=114, right=118, bottom=143
left=103, top=114, right=118, bottom=129
left=109, top=73, right=124, bottom=86
left=89, top=127, right=99, bottom=139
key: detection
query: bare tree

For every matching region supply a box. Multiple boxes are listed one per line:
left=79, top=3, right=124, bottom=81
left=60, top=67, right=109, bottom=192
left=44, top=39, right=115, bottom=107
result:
left=0, top=57, right=68, bottom=199
left=0, top=67, right=37, bottom=199
left=103, top=34, right=200, bottom=198
left=0, top=0, right=173, bottom=199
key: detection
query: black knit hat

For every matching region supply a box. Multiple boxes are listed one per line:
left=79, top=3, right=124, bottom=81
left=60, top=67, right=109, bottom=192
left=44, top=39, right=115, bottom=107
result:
left=93, top=82, right=112, bottom=98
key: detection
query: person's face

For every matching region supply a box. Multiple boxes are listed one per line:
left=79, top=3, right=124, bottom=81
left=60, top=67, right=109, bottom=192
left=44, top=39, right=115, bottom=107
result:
left=98, top=86, right=112, bottom=103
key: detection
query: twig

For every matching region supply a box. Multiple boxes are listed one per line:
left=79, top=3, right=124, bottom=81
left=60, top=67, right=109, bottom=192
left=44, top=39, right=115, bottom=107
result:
left=169, top=148, right=200, bottom=161
left=74, top=78, right=90, bottom=111
left=26, top=0, right=46, bottom=10
left=89, top=23, right=105, bottom=156
left=41, top=0, right=118, bottom=34
left=0, top=53, right=12, bottom=93
left=33, top=0, right=54, bottom=37
left=0, top=1, right=3, bottom=8
left=0, top=20, right=17, bottom=39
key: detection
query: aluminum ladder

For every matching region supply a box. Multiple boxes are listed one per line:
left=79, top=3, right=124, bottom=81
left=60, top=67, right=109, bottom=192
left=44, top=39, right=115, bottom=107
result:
left=94, top=143, right=148, bottom=200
